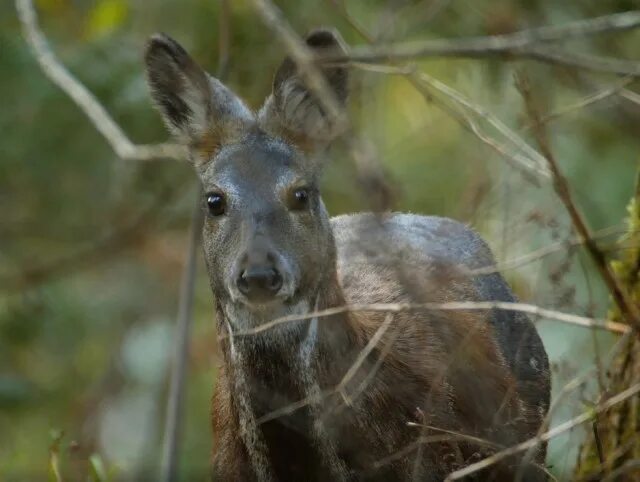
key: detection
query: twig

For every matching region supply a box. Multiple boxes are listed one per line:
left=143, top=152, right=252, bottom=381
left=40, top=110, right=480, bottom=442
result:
left=516, top=329, right=634, bottom=482
left=322, top=11, right=640, bottom=77
left=412, top=71, right=552, bottom=178
left=406, top=423, right=501, bottom=450
left=445, top=382, right=640, bottom=481
left=332, top=3, right=551, bottom=184
left=15, top=0, right=185, bottom=162
left=257, top=313, right=396, bottom=424
left=344, top=315, right=403, bottom=406
left=159, top=197, right=203, bottom=482
left=249, top=0, right=346, bottom=130
left=223, top=300, right=631, bottom=339
left=466, top=225, right=629, bottom=276
left=522, top=47, right=640, bottom=78
left=216, top=0, right=231, bottom=80
left=405, top=71, right=549, bottom=183
left=619, top=87, right=640, bottom=106
left=415, top=422, right=551, bottom=481
left=337, top=312, right=394, bottom=405
left=256, top=308, right=484, bottom=428
left=251, top=0, right=395, bottom=211
left=516, top=73, right=640, bottom=335
left=373, top=435, right=495, bottom=470
left=346, top=48, right=552, bottom=182
left=522, top=77, right=635, bottom=130
left=256, top=389, right=331, bottom=425
left=592, top=420, right=605, bottom=466
left=602, top=458, right=640, bottom=481
left=159, top=2, right=231, bottom=480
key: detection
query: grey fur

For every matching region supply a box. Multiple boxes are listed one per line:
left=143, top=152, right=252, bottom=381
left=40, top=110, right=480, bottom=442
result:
left=145, top=30, right=550, bottom=481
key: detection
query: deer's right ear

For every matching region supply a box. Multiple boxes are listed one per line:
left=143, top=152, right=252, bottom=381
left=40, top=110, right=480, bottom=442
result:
left=258, top=29, right=349, bottom=153
left=145, top=34, right=253, bottom=163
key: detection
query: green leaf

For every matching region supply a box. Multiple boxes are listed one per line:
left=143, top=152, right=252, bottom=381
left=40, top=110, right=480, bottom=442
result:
left=86, top=0, right=128, bottom=39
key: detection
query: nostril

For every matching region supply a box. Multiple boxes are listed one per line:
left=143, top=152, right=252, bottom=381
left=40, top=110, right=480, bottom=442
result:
left=237, top=267, right=283, bottom=299
left=268, top=269, right=283, bottom=292
left=237, top=271, right=250, bottom=295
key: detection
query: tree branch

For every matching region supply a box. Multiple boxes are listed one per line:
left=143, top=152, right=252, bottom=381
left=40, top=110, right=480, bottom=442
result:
left=322, top=11, right=640, bottom=77
left=516, top=73, right=640, bottom=335
left=15, top=0, right=185, bottom=161
left=445, top=382, right=640, bottom=480
left=466, top=225, right=630, bottom=276
left=159, top=196, right=203, bottom=482
left=223, top=300, right=631, bottom=339
left=522, top=77, right=635, bottom=130
left=249, top=0, right=347, bottom=130
left=159, top=2, right=232, bottom=480
left=331, top=2, right=552, bottom=183
left=250, top=0, right=396, bottom=211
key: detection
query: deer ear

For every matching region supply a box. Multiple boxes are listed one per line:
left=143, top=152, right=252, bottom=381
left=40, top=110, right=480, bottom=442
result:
left=145, top=34, right=253, bottom=162
left=258, top=28, right=349, bottom=151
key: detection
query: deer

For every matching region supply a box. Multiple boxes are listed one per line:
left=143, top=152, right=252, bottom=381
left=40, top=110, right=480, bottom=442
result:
left=144, top=28, right=551, bottom=482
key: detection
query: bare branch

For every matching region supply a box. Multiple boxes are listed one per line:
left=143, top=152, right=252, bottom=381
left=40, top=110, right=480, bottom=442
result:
left=159, top=198, right=203, bottom=482
left=347, top=52, right=552, bottom=182
left=15, top=0, right=185, bottom=162
left=374, top=435, right=496, bottom=470
left=250, top=0, right=395, bottom=211
left=333, top=1, right=555, bottom=190
left=619, top=87, right=640, bottom=106
left=445, top=382, right=640, bottom=480
left=397, top=424, right=558, bottom=481
left=466, top=225, right=630, bottom=276
left=516, top=329, right=634, bottom=480
left=223, top=300, right=631, bottom=340
left=337, top=312, right=394, bottom=405
left=523, top=77, right=635, bottom=129
left=519, top=47, right=640, bottom=78
left=517, top=73, right=640, bottom=335
left=256, top=389, right=331, bottom=425
left=249, top=0, right=346, bottom=130
left=411, top=70, right=552, bottom=179
left=323, top=11, right=640, bottom=77
left=602, top=458, right=640, bottom=481
left=159, top=3, right=232, bottom=481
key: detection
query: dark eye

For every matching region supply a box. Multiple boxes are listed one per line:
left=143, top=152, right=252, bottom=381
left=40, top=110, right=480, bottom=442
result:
left=206, top=192, right=226, bottom=216
left=290, top=188, right=310, bottom=211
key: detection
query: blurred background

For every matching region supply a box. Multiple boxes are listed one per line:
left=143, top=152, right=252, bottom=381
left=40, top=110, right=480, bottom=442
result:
left=1, top=0, right=639, bottom=480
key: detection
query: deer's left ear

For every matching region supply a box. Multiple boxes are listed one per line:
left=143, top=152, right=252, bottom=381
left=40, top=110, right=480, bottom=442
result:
left=258, top=29, right=349, bottom=151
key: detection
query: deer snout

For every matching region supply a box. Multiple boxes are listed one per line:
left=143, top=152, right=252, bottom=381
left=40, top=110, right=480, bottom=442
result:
left=237, top=266, right=283, bottom=301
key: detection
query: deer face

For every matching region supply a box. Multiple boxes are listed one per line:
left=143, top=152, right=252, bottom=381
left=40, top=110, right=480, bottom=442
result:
left=145, top=31, right=348, bottom=329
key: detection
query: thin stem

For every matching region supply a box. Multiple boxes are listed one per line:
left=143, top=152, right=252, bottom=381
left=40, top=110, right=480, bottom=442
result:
left=517, top=74, right=640, bottom=335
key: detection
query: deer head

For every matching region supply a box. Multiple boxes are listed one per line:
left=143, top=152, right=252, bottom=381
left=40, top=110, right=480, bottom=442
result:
left=145, top=30, right=348, bottom=335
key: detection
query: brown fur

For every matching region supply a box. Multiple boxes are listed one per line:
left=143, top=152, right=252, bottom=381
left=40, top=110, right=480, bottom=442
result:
left=209, top=236, right=546, bottom=481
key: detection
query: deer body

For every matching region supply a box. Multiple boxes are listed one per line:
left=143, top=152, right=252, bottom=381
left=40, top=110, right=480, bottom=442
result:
left=145, top=30, right=550, bottom=481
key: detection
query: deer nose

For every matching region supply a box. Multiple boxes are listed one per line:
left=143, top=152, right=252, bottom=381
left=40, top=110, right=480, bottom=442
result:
left=237, top=266, right=283, bottom=301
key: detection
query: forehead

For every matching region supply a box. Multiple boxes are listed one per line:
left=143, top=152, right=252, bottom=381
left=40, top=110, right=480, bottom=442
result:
left=200, top=133, right=311, bottom=190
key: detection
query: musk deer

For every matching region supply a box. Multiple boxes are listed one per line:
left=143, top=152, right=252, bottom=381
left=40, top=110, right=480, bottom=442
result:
left=145, top=29, right=550, bottom=482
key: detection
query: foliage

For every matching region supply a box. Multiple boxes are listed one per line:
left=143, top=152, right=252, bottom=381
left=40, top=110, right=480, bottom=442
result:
left=574, top=171, right=640, bottom=480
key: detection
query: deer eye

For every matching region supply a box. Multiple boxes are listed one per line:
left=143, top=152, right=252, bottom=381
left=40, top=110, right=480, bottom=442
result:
left=206, top=192, right=226, bottom=216
left=290, top=188, right=310, bottom=211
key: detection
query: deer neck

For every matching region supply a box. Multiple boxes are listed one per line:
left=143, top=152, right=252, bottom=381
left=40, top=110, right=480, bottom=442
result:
left=215, top=263, right=356, bottom=481
left=218, top=266, right=355, bottom=393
